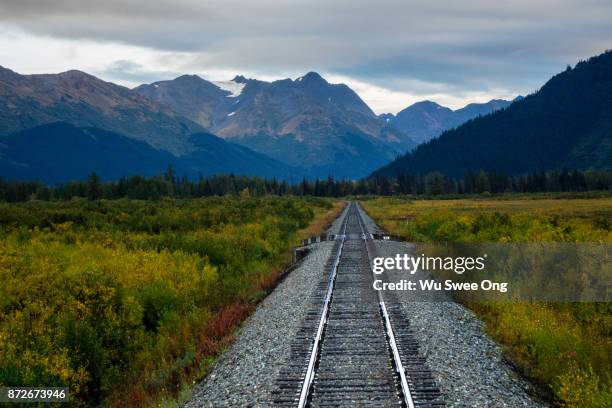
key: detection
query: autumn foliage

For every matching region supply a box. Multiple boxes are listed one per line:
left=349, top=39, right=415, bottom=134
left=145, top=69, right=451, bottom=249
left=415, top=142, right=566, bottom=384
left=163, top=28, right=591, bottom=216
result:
left=0, top=196, right=330, bottom=406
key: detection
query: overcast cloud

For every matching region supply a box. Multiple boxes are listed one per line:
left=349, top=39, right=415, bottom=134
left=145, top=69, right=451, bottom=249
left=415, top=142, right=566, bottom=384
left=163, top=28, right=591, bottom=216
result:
left=0, top=0, right=610, bottom=112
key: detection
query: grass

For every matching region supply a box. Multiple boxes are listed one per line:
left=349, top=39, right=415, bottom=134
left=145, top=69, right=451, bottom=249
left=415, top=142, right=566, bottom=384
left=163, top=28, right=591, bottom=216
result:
left=297, top=200, right=346, bottom=240
left=360, top=195, right=612, bottom=407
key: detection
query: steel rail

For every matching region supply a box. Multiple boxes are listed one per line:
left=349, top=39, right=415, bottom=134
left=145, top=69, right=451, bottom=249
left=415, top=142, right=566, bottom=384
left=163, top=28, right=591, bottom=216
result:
left=355, top=202, right=416, bottom=408
left=296, top=203, right=349, bottom=408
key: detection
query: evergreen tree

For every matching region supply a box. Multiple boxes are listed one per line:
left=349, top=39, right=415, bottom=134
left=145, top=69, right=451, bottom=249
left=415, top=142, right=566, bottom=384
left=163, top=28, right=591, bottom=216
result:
left=87, top=172, right=101, bottom=201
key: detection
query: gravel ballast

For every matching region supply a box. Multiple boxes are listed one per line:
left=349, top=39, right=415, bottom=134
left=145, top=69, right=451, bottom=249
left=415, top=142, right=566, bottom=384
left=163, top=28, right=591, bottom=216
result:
left=185, top=242, right=334, bottom=407
left=327, top=202, right=349, bottom=235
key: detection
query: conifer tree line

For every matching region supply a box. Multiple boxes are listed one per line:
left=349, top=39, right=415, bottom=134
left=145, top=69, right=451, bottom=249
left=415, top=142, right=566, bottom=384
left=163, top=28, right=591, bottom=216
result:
left=1, top=167, right=611, bottom=202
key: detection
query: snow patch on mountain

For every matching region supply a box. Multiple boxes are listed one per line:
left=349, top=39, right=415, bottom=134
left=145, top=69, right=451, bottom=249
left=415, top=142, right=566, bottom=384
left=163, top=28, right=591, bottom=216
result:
left=214, top=80, right=246, bottom=97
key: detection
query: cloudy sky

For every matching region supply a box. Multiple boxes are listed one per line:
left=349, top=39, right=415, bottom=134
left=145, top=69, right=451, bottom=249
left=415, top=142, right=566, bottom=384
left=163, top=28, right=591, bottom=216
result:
left=0, top=0, right=610, bottom=113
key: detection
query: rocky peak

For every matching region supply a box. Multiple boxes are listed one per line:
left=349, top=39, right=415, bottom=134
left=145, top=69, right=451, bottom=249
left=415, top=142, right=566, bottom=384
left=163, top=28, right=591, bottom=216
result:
left=410, top=100, right=446, bottom=110
left=174, top=74, right=207, bottom=84
left=232, top=75, right=248, bottom=84
left=297, top=71, right=327, bottom=84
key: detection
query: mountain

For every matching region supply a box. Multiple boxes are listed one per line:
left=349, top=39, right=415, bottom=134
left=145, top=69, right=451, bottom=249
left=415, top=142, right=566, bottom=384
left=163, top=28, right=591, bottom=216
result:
left=135, top=72, right=414, bottom=178
left=0, top=122, right=302, bottom=184
left=133, top=74, right=235, bottom=129
left=0, top=66, right=203, bottom=155
left=373, top=51, right=612, bottom=178
left=0, top=67, right=306, bottom=182
left=381, top=98, right=516, bottom=145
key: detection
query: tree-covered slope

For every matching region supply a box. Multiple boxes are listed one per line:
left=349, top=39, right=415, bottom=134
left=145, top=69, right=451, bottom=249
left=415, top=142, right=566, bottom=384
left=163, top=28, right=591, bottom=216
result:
left=374, top=51, right=612, bottom=178
left=0, top=122, right=303, bottom=183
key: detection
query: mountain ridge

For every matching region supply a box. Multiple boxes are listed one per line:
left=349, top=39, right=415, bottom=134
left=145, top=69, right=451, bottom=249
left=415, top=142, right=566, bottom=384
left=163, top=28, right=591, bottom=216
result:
left=0, top=67, right=308, bottom=182
left=0, top=65, right=204, bottom=155
left=134, top=71, right=414, bottom=178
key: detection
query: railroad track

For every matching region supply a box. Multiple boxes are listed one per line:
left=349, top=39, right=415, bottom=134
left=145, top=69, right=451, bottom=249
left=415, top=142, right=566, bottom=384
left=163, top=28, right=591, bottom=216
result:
left=274, top=202, right=444, bottom=407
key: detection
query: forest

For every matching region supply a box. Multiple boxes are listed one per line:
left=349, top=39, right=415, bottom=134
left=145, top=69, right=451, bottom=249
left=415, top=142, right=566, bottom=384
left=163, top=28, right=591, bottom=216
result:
left=0, top=196, right=337, bottom=406
left=1, top=167, right=611, bottom=203
left=361, top=197, right=611, bottom=407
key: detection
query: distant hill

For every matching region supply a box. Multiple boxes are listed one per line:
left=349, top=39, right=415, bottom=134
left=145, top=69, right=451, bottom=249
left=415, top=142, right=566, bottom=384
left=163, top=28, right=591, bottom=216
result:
left=135, top=72, right=414, bottom=178
left=381, top=98, right=517, bottom=145
left=374, top=51, right=612, bottom=178
left=0, top=123, right=302, bottom=184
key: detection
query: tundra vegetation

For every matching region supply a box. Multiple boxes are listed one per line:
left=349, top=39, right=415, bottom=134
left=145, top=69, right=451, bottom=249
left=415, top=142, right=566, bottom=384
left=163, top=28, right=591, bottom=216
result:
left=0, top=196, right=339, bottom=406
left=361, top=195, right=612, bottom=407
